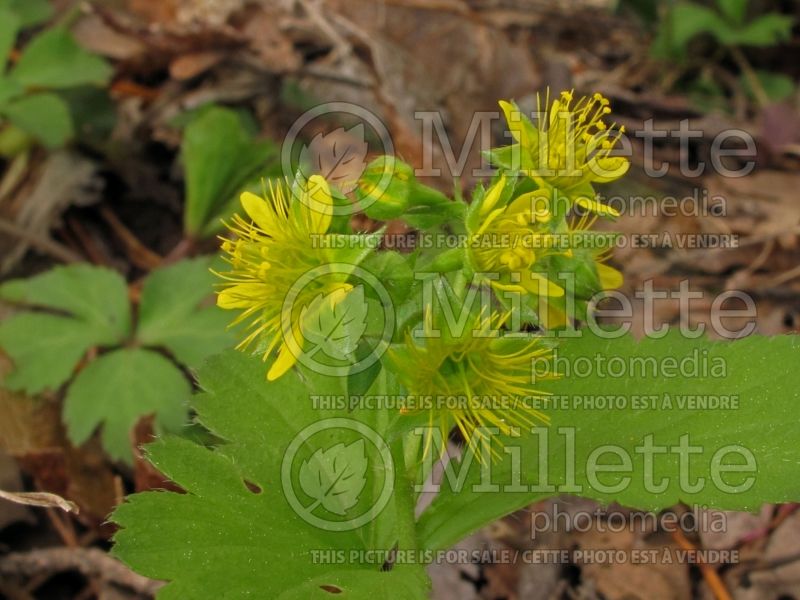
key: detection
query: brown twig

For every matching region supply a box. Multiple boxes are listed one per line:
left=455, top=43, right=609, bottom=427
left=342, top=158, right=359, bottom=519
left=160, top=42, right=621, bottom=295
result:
left=671, top=529, right=732, bottom=600
left=44, top=509, right=79, bottom=548
left=0, top=218, right=82, bottom=264
left=0, top=548, right=162, bottom=596
left=99, top=205, right=163, bottom=270
left=67, top=217, right=108, bottom=266
left=729, top=46, right=770, bottom=109
left=162, top=237, right=195, bottom=265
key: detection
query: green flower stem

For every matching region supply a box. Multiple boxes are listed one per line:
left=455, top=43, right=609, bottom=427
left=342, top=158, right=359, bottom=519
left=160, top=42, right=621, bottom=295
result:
left=376, top=366, right=418, bottom=554
left=390, top=436, right=419, bottom=553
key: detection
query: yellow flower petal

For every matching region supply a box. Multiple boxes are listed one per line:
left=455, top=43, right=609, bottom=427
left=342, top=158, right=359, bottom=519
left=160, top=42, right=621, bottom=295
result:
left=490, top=281, right=528, bottom=294
left=512, top=190, right=552, bottom=223
left=217, top=283, right=265, bottom=309
left=587, top=156, right=630, bottom=184
left=301, top=174, right=333, bottom=234
left=479, top=175, right=506, bottom=217
left=267, top=340, right=298, bottom=381
left=596, top=262, right=623, bottom=290
left=240, top=191, right=277, bottom=231
left=575, top=196, right=621, bottom=218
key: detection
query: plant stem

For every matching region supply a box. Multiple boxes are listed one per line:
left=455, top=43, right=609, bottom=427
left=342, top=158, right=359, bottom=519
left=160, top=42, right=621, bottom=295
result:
left=730, top=46, right=769, bottom=108
left=376, top=367, right=418, bottom=555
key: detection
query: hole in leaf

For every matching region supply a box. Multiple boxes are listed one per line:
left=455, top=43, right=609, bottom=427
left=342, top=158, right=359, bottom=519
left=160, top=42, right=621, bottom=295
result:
left=243, top=480, right=262, bottom=494
left=320, top=584, right=343, bottom=594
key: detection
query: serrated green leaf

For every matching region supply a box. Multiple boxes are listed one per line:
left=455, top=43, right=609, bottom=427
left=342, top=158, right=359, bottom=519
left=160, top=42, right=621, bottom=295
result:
left=2, top=92, right=72, bottom=147
left=418, top=332, right=800, bottom=551
left=182, top=106, right=276, bottom=235
left=0, top=313, right=100, bottom=393
left=0, top=265, right=132, bottom=393
left=278, top=568, right=431, bottom=600
left=136, top=258, right=233, bottom=367
left=0, top=264, right=131, bottom=342
left=9, top=28, right=111, bottom=89
left=63, top=348, right=190, bottom=462
left=112, top=351, right=428, bottom=598
left=299, top=440, right=368, bottom=516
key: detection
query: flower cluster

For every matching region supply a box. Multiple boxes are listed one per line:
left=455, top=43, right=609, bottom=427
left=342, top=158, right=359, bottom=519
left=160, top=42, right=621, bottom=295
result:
left=216, top=175, right=352, bottom=380
left=215, top=90, right=627, bottom=459
left=467, top=89, right=626, bottom=329
left=389, top=308, right=555, bottom=459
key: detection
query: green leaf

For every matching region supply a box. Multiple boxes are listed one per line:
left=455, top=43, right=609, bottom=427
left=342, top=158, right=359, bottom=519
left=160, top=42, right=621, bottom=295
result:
left=716, top=0, right=747, bottom=25
left=136, top=258, right=234, bottom=367
left=59, top=86, right=117, bottom=145
left=357, top=155, right=463, bottom=228
left=0, top=265, right=132, bottom=392
left=0, top=9, right=20, bottom=74
left=651, top=2, right=733, bottom=57
left=0, top=313, right=101, bottom=393
left=417, top=332, right=800, bottom=551
left=1, top=0, right=54, bottom=27
left=181, top=106, right=276, bottom=235
left=0, top=77, right=23, bottom=106
left=63, top=348, right=190, bottom=462
left=357, top=156, right=413, bottom=220
left=299, top=440, right=368, bottom=516
left=346, top=342, right=383, bottom=398
left=0, top=264, right=131, bottom=342
left=301, top=286, right=369, bottom=362
left=361, top=251, right=414, bottom=306
left=729, top=13, right=794, bottom=46
left=112, top=351, right=429, bottom=598
left=10, top=28, right=111, bottom=88
left=742, top=70, right=795, bottom=102
left=2, top=92, right=73, bottom=147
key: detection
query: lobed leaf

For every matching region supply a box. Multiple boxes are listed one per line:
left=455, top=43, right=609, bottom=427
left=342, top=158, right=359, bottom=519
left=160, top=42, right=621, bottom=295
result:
left=10, top=28, right=111, bottom=89
left=136, top=258, right=234, bottom=367
left=3, top=92, right=73, bottom=147
left=112, top=351, right=429, bottom=598
left=63, top=348, right=190, bottom=463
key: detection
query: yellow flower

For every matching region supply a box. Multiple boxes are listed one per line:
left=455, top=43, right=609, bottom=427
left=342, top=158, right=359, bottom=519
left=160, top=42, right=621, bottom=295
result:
left=389, top=309, right=556, bottom=460
left=569, top=212, right=623, bottom=291
left=499, top=90, right=628, bottom=214
left=216, top=175, right=350, bottom=381
left=468, top=176, right=565, bottom=298
left=536, top=212, right=623, bottom=329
